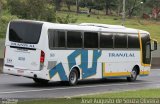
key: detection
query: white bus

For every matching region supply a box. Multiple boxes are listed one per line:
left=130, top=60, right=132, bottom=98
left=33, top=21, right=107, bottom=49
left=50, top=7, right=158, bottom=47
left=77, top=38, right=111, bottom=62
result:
left=3, top=20, right=157, bottom=85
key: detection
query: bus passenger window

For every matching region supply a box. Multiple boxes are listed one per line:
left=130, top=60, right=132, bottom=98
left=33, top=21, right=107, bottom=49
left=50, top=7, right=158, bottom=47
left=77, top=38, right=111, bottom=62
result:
left=48, top=30, right=54, bottom=49
left=114, top=34, right=127, bottom=48
left=84, top=32, right=98, bottom=48
left=100, top=33, right=113, bottom=48
left=67, top=31, right=82, bottom=48
left=128, top=34, right=140, bottom=48
left=55, top=31, right=65, bottom=47
left=48, top=30, right=65, bottom=49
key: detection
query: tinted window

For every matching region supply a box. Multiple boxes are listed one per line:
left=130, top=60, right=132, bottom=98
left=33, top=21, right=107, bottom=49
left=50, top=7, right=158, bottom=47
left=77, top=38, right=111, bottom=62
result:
left=9, top=21, right=42, bottom=44
left=114, top=34, right=127, bottom=48
left=128, top=34, right=140, bottom=48
left=146, top=44, right=151, bottom=59
left=67, top=31, right=82, bottom=48
left=141, top=34, right=150, bottom=49
left=84, top=32, right=98, bottom=48
left=100, top=33, right=113, bottom=48
left=48, top=30, right=65, bottom=48
left=141, top=34, right=151, bottom=64
left=48, top=30, right=54, bottom=49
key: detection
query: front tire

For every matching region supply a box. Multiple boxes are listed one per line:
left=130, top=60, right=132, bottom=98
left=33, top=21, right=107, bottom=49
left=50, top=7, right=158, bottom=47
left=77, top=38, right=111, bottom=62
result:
left=69, top=70, right=78, bottom=86
left=33, top=78, right=49, bottom=84
left=127, top=68, right=138, bottom=82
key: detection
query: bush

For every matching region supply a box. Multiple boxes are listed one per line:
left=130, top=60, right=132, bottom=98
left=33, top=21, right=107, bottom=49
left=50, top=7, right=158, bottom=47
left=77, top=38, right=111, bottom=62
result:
left=56, top=14, right=77, bottom=24
left=0, top=11, right=18, bottom=38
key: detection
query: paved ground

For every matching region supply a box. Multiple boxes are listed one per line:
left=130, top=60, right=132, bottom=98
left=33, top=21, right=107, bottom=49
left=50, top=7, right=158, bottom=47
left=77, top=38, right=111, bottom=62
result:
left=0, top=69, right=160, bottom=98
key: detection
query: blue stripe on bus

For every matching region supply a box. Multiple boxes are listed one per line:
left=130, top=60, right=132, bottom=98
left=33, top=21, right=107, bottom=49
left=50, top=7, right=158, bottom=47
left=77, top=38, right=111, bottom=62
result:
left=49, top=63, right=68, bottom=81
left=49, top=50, right=102, bottom=80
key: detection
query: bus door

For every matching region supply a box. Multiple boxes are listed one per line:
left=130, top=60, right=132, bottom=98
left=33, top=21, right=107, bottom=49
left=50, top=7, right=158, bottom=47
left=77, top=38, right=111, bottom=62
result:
left=141, top=34, right=151, bottom=75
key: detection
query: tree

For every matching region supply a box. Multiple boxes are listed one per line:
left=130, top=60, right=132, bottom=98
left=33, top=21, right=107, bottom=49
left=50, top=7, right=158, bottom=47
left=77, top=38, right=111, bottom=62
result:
left=0, top=11, right=18, bottom=38
left=146, top=0, right=160, bottom=19
left=100, top=0, right=117, bottom=15
left=66, top=0, right=72, bottom=11
left=0, top=0, right=2, bottom=13
left=26, top=0, right=49, bottom=19
left=7, top=0, right=56, bottom=22
left=7, top=0, right=26, bottom=18
left=78, top=0, right=95, bottom=15
left=0, top=0, right=7, bottom=15
left=116, top=0, right=123, bottom=16
left=53, top=0, right=62, bottom=12
left=65, top=0, right=75, bottom=12
left=0, top=0, right=10, bottom=38
left=126, top=0, right=143, bottom=18
left=104, top=0, right=112, bottom=15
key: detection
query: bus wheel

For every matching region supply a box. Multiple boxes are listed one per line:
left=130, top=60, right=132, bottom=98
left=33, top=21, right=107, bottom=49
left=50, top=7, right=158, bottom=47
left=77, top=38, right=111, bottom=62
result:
left=127, top=68, right=138, bottom=82
left=69, top=69, right=78, bottom=86
left=33, top=78, right=49, bottom=84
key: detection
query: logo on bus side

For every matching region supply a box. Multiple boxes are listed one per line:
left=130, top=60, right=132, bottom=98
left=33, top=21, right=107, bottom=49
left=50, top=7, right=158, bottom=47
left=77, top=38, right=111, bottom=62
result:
left=49, top=50, right=102, bottom=80
left=11, top=42, right=35, bottom=48
left=109, top=53, right=135, bottom=57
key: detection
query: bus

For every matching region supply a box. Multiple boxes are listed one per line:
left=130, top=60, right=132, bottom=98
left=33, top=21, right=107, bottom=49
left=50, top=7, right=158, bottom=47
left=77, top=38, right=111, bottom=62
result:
left=3, top=20, right=157, bottom=85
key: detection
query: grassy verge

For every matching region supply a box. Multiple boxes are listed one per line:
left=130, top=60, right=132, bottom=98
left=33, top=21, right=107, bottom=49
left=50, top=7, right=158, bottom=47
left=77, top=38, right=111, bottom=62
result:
left=19, top=88, right=160, bottom=104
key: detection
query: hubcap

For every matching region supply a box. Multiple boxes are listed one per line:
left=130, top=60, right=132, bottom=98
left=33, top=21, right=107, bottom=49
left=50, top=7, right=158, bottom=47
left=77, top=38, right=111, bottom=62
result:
left=131, top=70, right=137, bottom=79
left=70, top=72, right=76, bottom=84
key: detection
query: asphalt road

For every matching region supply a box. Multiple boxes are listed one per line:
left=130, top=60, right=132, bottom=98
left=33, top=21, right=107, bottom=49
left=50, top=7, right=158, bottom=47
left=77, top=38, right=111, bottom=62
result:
left=0, top=69, right=160, bottom=99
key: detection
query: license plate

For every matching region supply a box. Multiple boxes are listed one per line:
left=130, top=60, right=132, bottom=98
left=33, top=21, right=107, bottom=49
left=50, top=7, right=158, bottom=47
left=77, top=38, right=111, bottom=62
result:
left=17, top=69, right=24, bottom=74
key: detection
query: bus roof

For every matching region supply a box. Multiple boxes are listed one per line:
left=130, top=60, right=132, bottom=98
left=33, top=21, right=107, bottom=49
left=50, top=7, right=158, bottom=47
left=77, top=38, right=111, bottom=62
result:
left=11, top=20, right=150, bottom=34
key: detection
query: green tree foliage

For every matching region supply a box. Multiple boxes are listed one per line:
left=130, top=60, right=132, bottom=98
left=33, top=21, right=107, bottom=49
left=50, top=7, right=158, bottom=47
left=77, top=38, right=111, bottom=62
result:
left=79, top=0, right=117, bottom=15
left=7, top=0, right=56, bottom=22
left=0, top=0, right=6, bottom=8
left=53, top=0, right=62, bottom=11
left=126, top=0, right=143, bottom=18
left=0, top=0, right=17, bottom=38
left=56, top=14, right=77, bottom=24
left=65, top=0, right=75, bottom=12
left=0, top=0, right=7, bottom=14
left=146, top=0, right=160, bottom=19
left=0, top=11, right=18, bottom=38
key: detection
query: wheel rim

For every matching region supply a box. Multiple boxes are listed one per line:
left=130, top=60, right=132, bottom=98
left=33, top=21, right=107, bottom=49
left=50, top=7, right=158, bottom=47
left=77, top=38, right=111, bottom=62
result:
left=70, top=72, right=77, bottom=84
left=131, top=70, right=137, bottom=79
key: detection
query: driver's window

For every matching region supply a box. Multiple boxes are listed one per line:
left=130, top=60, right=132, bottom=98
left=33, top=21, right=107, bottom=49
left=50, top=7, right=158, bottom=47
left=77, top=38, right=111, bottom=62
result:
left=146, top=44, right=151, bottom=59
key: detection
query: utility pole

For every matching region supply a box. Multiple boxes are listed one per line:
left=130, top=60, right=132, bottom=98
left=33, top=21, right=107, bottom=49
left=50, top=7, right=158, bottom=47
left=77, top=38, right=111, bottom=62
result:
left=76, top=0, right=79, bottom=14
left=0, top=1, right=2, bottom=15
left=122, top=0, right=125, bottom=26
left=0, top=1, right=2, bottom=20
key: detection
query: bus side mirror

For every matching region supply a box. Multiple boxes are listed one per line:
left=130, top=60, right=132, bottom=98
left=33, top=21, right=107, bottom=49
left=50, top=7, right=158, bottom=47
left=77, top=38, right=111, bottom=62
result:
left=151, top=40, right=157, bottom=51
left=154, top=41, right=157, bottom=50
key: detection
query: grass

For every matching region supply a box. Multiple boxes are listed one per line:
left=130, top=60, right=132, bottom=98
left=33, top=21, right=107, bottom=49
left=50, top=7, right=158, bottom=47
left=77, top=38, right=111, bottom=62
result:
left=19, top=88, right=160, bottom=104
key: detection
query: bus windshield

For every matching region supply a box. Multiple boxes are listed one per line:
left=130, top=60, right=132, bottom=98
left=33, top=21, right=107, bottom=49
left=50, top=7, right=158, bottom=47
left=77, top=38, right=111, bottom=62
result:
left=9, top=21, right=43, bottom=44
